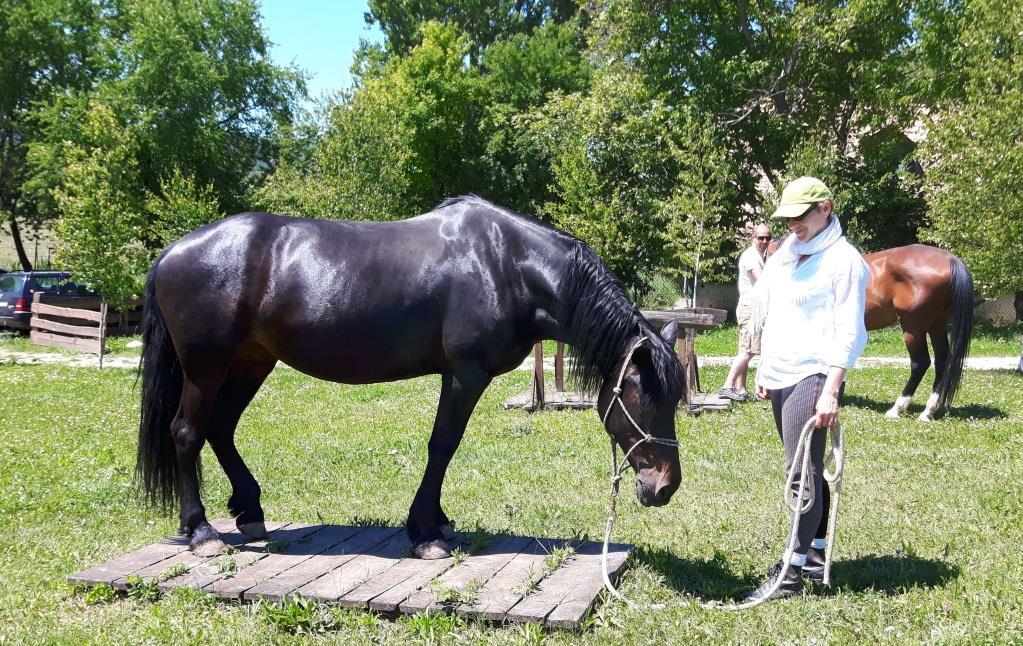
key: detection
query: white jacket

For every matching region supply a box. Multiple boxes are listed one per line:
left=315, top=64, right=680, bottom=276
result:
left=754, top=226, right=869, bottom=390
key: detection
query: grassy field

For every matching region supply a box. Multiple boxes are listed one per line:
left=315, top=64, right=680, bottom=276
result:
left=1, top=358, right=1021, bottom=644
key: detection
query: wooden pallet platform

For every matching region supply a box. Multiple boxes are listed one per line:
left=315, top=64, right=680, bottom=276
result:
left=68, top=520, right=633, bottom=629
left=503, top=389, right=596, bottom=411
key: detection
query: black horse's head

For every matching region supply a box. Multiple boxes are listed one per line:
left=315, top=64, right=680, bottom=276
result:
left=597, top=321, right=683, bottom=507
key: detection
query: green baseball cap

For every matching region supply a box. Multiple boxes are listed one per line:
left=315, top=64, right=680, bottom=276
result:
left=771, top=176, right=833, bottom=219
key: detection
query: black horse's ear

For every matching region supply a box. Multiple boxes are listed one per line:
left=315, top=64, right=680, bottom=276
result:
left=659, top=320, right=679, bottom=347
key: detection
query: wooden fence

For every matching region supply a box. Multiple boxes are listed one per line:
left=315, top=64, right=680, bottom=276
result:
left=29, top=293, right=141, bottom=366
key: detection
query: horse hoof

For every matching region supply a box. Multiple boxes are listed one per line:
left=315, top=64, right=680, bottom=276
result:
left=238, top=521, right=267, bottom=540
left=439, top=523, right=456, bottom=541
left=191, top=536, right=227, bottom=557
left=884, top=409, right=901, bottom=419
left=917, top=413, right=934, bottom=422
left=414, top=539, right=451, bottom=560
left=189, top=522, right=226, bottom=556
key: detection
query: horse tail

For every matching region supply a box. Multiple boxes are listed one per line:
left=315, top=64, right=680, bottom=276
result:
left=937, top=255, right=974, bottom=411
left=136, top=259, right=184, bottom=510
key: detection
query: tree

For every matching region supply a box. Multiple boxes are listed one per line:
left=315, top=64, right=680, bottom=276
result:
left=588, top=0, right=928, bottom=251
left=0, top=0, right=105, bottom=269
left=913, top=0, right=1023, bottom=370
left=531, top=68, right=737, bottom=291
left=256, top=22, right=480, bottom=220
left=365, top=0, right=577, bottom=66
left=18, top=0, right=300, bottom=297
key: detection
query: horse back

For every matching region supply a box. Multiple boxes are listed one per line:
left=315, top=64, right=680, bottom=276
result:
left=153, top=206, right=568, bottom=382
left=864, top=244, right=957, bottom=331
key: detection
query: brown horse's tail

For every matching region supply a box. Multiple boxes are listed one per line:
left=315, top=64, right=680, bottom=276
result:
left=937, top=256, right=974, bottom=411
left=136, top=260, right=185, bottom=510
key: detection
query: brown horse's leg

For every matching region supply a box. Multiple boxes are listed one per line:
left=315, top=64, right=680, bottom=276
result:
left=408, top=368, right=490, bottom=559
left=172, top=370, right=228, bottom=556
left=886, top=328, right=931, bottom=419
left=920, top=320, right=951, bottom=421
left=207, top=341, right=277, bottom=539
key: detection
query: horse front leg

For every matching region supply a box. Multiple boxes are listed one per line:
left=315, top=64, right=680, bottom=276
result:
left=886, top=328, right=931, bottom=419
left=408, top=369, right=489, bottom=559
left=172, top=377, right=226, bottom=556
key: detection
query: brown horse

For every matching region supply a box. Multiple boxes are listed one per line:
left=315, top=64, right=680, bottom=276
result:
left=766, top=239, right=973, bottom=420
left=864, top=245, right=973, bottom=420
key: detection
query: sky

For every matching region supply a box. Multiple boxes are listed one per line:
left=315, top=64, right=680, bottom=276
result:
left=257, top=0, right=384, bottom=102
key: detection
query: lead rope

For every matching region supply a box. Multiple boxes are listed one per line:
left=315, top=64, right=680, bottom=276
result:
left=600, top=408, right=845, bottom=611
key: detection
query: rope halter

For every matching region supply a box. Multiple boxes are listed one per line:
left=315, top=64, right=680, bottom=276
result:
left=600, top=336, right=680, bottom=485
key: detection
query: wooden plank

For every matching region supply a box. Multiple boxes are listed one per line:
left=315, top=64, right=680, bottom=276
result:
left=364, top=556, right=457, bottom=613
left=641, top=308, right=727, bottom=330
left=68, top=536, right=191, bottom=587
left=37, top=294, right=104, bottom=309
left=455, top=538, right=563, bottom=622
left=111, top=520, right=272, bottom=590
left=506, top=542, right=631, bottom=626
left=400, top=535, right=532, bottom=615
left=30, top=316, right=102, bottom=338
left=541, top=543, right=631, bottom=629
left=244, top=526, right=396, bottom=602
left=156, top=521, right=290, bottom=593
left=287, top=528, right=409, bottom=604
left=206, top=523, right=325, bottom=599
left=532, top=342, right=544, bottom=409
left=30, top=330, right=101, bottom=354
left=31, top=302, right=104, bottom=322
left=554, top=342, right=565, bottom=392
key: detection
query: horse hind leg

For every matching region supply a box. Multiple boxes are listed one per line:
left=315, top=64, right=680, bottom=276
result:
left=919, top=322, right=951, bottom=422
left=886, top=328, right=931, bottom=419
left=206, top=341, right=277, bottom=540
left=171, top=369, right=230, bottom=556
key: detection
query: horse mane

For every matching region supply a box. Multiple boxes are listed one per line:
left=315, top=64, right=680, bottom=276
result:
left=556, top=243, right=684, bottom=408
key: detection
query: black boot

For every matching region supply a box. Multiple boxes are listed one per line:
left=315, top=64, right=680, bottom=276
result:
left=742, top=561, right=804, bottom=602
left=802, top=546, right=827, bottom=581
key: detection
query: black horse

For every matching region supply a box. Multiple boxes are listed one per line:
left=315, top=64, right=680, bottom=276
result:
left=137, top=196, right=685, bottom=558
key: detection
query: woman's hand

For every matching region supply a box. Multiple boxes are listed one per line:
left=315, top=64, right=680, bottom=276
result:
left=814, top=390, right=840, bottom=428
left=756, top=384, right=772, bottom=400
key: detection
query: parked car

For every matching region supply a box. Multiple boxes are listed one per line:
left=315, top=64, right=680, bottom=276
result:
left=0, top=271, right=97, bottom=331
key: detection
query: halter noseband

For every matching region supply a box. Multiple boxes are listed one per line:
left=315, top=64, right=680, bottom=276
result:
left=601, top=336, right=679, bottom=482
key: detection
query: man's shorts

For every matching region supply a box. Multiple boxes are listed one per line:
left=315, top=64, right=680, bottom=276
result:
left=736, top=298, right=761, bottom=355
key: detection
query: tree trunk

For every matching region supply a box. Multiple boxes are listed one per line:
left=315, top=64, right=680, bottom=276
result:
left=7, top=213, right=33, bottom=271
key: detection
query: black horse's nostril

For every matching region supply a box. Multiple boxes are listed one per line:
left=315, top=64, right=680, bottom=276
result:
left=654, top=479, right=679, bottom=504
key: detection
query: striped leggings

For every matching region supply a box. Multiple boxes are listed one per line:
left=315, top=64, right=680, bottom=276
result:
left=770, top=374, right=843, bottom=554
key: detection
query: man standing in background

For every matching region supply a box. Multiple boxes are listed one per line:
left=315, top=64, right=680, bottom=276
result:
left=718, top=224, right=771, bottom=401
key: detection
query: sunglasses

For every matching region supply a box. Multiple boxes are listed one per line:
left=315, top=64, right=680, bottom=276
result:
left=756, top=236, right=771, bottom=241
left=789, top=203, right=818, bottom=222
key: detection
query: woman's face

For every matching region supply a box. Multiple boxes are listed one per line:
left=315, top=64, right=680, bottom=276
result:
left=786, top=202, right=830, bottom=241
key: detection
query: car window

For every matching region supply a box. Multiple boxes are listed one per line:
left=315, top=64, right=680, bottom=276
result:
left=27, top=276, right=61, bottom=292
left=0, top=275, right=26, bottom=293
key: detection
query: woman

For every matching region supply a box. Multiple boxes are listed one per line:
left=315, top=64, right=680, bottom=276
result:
left=745, top=176, right=869, bottom=602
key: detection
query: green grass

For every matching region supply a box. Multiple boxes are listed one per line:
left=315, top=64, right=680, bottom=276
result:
left=696, top=320, right=1022, bottom=358
left=0, top=362, right=1021, bottom=643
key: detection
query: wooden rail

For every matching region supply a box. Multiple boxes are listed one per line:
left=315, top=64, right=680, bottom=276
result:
left=29, top=293, right=141, bottom=366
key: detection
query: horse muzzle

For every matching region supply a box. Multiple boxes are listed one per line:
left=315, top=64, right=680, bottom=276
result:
left=635, top=474, right=678, bottom=507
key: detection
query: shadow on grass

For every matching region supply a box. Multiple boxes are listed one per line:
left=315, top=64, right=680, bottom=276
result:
left=821, top=553, right=960, bottom=594
left=634, top=547, right=750, bottom=601
left=637, top=547, right=959, bottom=601
left=842, top=394, right=1007, bottom=420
